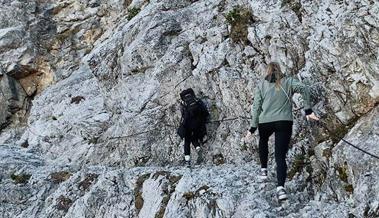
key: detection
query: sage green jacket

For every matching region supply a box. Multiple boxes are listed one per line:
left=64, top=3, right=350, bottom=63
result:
left=250, top=77, right=312, bottom=128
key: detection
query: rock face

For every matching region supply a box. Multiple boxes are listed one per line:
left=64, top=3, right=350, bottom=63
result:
left=0, top=0, right=378, bottom=217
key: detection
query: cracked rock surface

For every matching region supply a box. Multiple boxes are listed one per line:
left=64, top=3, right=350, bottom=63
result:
left=0, top=0, right=378, bottom=217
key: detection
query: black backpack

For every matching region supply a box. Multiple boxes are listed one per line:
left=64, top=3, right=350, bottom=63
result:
left=180, top=89, right=201, bottom=118
left=177, top=88, right=208, bottom=138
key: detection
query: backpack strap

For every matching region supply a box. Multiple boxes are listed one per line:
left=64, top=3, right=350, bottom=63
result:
left=279, top=84, right=291, bottom=102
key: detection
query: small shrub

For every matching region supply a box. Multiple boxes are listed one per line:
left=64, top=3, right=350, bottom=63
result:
left=182, top=185, right=210, bottom=202
left=78, top=173, right=99, bottom=191
left=50, top=171, right=72, bottom=184
left=225, top=7, right=254, bottom=44
left=344, top=184, right=354, bottom=193
left=182, top=191, right=195, bottom=201
left=56, top=195, right=73, bottom=212
left=10, top=173, right=31, bottom=184
left=127, top=7, right=140, bottom=20
left=337, top=164, right=349, bottom=183
left=168, top=175, right=182, bottom=184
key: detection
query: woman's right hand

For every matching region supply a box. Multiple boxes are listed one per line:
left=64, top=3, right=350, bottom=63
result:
left=306, top=112, right=319, bottom=121
left=245, top=131, right=252, bottom=139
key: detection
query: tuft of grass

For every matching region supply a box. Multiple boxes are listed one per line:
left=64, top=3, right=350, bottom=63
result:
left=10, top=173, right=31, bottom=184
left=337, top=164, right=349, bottom=183
left=344, top=184, right=354, bottom=194
left=127, top=7, right=141, bottom=20
left=182, top=191, right=195, bottom=201
left=225, top=7, right=254, bottom=44
left=182, top=185, right=211, bottom=202
left=50, top=171, right=72, bottom=184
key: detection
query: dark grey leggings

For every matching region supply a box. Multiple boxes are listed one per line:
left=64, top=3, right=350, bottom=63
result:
left=258, top=121, right=293, bottom=187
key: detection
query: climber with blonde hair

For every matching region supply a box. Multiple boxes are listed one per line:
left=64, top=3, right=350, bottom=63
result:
left=246, top=62, right=319, bottom=201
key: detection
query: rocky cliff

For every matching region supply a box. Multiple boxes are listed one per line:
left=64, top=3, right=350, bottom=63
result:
left=0, top=0, right=378, bottom=217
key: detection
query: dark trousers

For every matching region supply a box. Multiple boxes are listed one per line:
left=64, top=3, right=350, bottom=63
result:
left=184, top=129, right=201, bottom=156
left=258, top=121, right=293, bottom=187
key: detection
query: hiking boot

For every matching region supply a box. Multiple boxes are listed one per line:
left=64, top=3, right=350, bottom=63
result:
left=276, top=186, right=288, bottom=201
left=258, top=168, right=268, bottom=180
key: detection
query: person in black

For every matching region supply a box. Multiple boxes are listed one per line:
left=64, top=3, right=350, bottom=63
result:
left=177, top=88, right=209, bottom=166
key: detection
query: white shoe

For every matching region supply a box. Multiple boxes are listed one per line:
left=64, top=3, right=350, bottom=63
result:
left=276, top=186, right=288, bottom=201
left=258, top=168, right=268, bottom=180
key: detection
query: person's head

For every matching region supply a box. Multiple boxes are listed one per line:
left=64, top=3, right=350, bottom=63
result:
left=265, top=62, right=285, bottom=87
